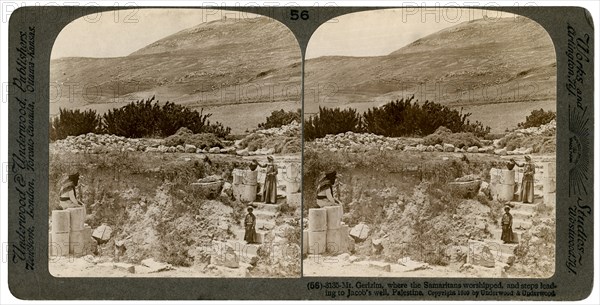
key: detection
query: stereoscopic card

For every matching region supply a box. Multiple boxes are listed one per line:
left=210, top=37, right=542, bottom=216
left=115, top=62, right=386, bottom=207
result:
left=6, top=5, right=594, bottom=301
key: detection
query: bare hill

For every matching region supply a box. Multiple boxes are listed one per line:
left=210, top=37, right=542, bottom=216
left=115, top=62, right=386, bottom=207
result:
left=304, top=17, right=556, bottom=131
left=51, top=16, right=556, bottom=133
left=50, top=17, right=302, bottom=133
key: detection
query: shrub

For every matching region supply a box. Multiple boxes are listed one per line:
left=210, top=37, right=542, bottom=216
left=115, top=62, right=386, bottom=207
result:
left=202, top=121, right=232, bottom=138
left=102, top=96, right=231, bottom=138
left=259, top=109, right=301, bottom=129
left=304, top=98, right=490, bottom=141
left=517, top=109, right=556, bottom=129
left=50, top=108, right=101, bottom=141
left=363, top=97, right=490, bottom=137
left=304, top=106, right=363, bottom=141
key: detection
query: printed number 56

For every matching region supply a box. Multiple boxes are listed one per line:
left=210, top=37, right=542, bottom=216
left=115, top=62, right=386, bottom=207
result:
left=291, top=9, right=309, bottom=20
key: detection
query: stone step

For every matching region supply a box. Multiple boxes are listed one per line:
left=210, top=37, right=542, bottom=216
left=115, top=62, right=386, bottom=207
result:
left=491, top=228, right=527, bottom=243
left=509, top=210, right=533, bottom=221
left=253, top=210, right=277, bottom=221
left=508, top=202, right=539, bottom=213
left=512, top=219, right=533, bottom=230
left=250, top=202, right=281, bottom=213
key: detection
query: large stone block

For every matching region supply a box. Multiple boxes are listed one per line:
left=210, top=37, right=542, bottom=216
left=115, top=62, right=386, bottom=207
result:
left=326, top=229, right=342, bottom=254
left=308, top=231, right=326, bottom=255
left=52, top=210, right=70, bottom=233
left=308, top=208, right=327, bottom=232
left=68, top=207, right=86, bottom=231
left=350, top=223, right=370, bottom=242
left=325, top=206, right=342, bottom=230
left=50, top=232, right=69, bottom=257
left=92, top=224, right=113, bottom=243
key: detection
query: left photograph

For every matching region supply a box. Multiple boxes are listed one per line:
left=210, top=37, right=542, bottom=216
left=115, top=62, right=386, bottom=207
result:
left=48, top=9, right=302, bottom=278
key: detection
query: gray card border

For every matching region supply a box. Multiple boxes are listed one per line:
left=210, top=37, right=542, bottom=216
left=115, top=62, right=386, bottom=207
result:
left=6, top=5, right=595, bottom=301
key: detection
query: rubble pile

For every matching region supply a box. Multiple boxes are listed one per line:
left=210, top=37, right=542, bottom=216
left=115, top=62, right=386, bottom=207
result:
left=511, top=119, right=556, bottom=136
left=309, top=120, right=556, bottom=156
left=236, top=122, right=301, bottom=155
left=255, top=121, right=300, bottom=136
left=310, top=132, right=499, bottom=154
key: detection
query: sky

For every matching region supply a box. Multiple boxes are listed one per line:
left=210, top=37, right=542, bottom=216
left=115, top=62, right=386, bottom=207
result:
left=305, top=8, right=517, bottom=59
left=51, top=9, right=260, bottom=59
left=52, top=8, right=517, bottom=60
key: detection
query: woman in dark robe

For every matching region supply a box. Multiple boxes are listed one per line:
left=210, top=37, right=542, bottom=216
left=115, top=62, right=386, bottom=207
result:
left=243, top=207, right=256, bottom=244
left=520, top=156, right=535, bottom=203
left=316, top=171, right=342, bottom=207
left=501, top=206, right=513, bottom=244
left=58, top=172, right=84, bottom=210
left=255, top=156, right=278, bottom=204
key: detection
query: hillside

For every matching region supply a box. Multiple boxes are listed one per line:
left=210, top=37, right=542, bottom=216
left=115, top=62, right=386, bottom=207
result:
left=51, top=16, right=556, bottom=133
left=304, top=16, right=556, bottom=131
left=50, top=17, right=302, bottom=133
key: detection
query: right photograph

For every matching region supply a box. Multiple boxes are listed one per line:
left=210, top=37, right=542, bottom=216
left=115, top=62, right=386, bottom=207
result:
left=302, top=8, right=556, bottom=278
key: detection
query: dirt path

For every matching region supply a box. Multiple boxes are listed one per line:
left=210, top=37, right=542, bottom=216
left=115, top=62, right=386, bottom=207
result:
left=303, top=256, right=499, bottom=278
left=49, top=256, right=249, bottom=278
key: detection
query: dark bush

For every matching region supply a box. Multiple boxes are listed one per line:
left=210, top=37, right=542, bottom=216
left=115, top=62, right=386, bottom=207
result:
left=102, top=96, right=231, bottom=138
left=304, top=97, right=490, bottom=141
left=517, top=108, right=556, bottom=129
left=304, top=106, right=363, bottom=141
left=201, top=121, right=232, bottom=138
left=259, top=109, right=301, bottom=129
left=50, top=108, right=101, bottom=141
left=363, top=97, right=490, bottom=137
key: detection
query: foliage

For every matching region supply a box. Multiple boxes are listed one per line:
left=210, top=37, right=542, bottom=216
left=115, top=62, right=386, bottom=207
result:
left=102, top=96, right=231, bottom=138
left=304, top=97, right=490, bottom=141
left=258, top=109, right=301, bottom=129
left=517, top=108, right=556, bottom=129
left=50, top=108, right=102, bottom=141
left=363, top=97, right=490, bottom=137
left=51, top=97, right=231, bottom=140
left=201, top=122, right=232, bottom=139
left=304, top=106, right=363, bottom=141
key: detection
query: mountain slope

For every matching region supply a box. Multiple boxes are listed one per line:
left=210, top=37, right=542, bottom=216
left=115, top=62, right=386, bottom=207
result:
left=51, top=16, right=556, bottom=133
left=303, top=16, right=557, bottom=132
left=50, top=17, right=302, bottom=131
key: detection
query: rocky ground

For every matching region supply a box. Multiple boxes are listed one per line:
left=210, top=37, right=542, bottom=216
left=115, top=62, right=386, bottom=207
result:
left=302, top=142, right=555, bottom=278
left=49, top=123, right=302, bottom=277
left=310, top=120, right=555, bottom=155
left=50, top=197, right=301, bottom=278
left=51, top=121, right=301, bottom=156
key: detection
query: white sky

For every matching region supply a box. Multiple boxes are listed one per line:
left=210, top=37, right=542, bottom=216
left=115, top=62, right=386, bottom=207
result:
left=306, top=8, right=517, bottom=58
left=52, top=8, right=517, bottom=60
left=51, top=9, right=260, bottom=59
